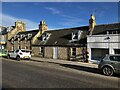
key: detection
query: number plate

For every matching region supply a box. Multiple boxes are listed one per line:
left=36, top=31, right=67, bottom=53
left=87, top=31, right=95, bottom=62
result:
left=24, top=56, right=29, bottom=58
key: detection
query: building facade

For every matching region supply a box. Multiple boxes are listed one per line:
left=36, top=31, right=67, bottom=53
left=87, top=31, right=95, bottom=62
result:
left=87, top=23, right=120, bottom=62
left=33, top=26, right=89, bottom=62
left=1, top=14, right=120, bottom=63
left=8, top=20, right=48, bottom=56
left=0, top=26, right=7, bottom=50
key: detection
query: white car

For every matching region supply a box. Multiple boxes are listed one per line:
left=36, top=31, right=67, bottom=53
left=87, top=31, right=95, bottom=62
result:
left=8, top=49, right=31, bottom=61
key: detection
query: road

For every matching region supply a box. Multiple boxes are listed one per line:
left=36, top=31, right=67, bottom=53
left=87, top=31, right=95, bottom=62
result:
left=2, top=58, right=120, bottom=88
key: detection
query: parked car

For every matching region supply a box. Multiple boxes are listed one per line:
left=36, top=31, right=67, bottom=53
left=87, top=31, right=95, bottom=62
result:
left=0, top=50, right=8, bottom=57
left=7, top=49, right=31, bottom=61
left=98, top=54, right=120, bottom=76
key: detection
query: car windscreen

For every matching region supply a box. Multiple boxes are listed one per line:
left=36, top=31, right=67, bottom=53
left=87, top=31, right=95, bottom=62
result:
left=21, top=50, right=30, bottom=53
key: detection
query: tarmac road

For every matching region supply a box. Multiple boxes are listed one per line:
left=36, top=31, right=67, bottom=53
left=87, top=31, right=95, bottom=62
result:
left=2, top=58, right=120, bottom=88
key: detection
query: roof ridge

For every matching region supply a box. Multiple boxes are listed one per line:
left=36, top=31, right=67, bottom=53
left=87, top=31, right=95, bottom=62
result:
left=46, top=26, right=89, bottom=32
left=95, top=22, right=120, bottom=26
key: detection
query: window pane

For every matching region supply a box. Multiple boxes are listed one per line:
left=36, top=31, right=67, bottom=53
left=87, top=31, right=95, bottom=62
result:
left=115, top=56, right=120, bottom=61
left=72, top=48, right=76, bottom=56
left=21, top=50, right=29, bottom=52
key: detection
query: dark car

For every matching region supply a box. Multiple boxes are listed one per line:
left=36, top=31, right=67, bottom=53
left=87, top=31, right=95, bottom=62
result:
left=98, top=54, right=120, bottom=76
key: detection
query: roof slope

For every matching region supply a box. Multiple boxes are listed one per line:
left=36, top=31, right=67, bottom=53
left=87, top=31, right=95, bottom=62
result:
left=93, top=23, right=120, bottom=35
left=14, top=29, right=39, bottom=41
left=34, top=26, right=89, bottom=47
left=34, top=22, right=120, bottom=46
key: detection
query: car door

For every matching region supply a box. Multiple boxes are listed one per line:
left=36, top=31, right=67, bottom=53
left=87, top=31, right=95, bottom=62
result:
left=114, top=56, right=120, bottom=72
left=13, top=50, right=19, bottom=58
left=10, top=51, right=14, bottom=57
left=109, top=56, right=120, bottom=71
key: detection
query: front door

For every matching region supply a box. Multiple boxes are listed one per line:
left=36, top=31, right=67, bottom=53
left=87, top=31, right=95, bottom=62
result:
left=53, top=47, right=58, bottom=59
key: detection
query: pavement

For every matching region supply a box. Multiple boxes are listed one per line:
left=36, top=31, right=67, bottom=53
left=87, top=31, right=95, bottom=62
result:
left=31, top=57, right=98, bottom=69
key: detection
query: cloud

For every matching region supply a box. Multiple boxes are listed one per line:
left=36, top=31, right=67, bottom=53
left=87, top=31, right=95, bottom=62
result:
left=59, top=18, right=85, bottom=27
left=59, top=14, right=85, bottom=27
left=45, top=7, right=61, bottom=14
left=0, top=13, right=38, bottom=30
left=45, top=7, right=85, bottom=27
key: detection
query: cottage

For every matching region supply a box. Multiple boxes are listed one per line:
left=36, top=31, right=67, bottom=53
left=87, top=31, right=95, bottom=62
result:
left=33, top=26, right=89, bottom=62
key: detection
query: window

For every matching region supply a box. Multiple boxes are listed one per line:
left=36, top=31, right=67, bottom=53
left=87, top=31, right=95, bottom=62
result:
left=12, top=45, right=14, bottom=51
left=72, top=30, right=82, bottom=41
left=72, top=48, right=76, bottom=56
left=26, top=46, right=28, bottom=49
left=27, top=34, right=32, bottom=39
left=20, top=34, right=24, bottom=39
left=110, top=56, right=120, bottom=62
left=72, top=31, right=78, bottom=40
left=15, top=50, right=19, bottom=53
left=11, top=38, right=14, bottom=44
left=40, top=47, right=44, bottom=53
left=21, top=50, right=30, bottom=53
left=19, top=46, right=21, bottom=49
left=42, top=33, right=50, bottom=41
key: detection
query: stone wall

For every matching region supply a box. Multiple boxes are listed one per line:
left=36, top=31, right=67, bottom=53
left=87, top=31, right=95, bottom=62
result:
left=76, top=47, right=86, bottom=61
left=58, top=47, right=68, bottom=60
left=14, top=41, right=19, bottom=50
left=32, top=47, right=40, bottom=56
left=44, top=47, right=53, bottom=59
left=31, top=46, right=86, bottom=62
left=6, top=42, right=12, bottom=51
left=70, top=47, right=86, bottom=61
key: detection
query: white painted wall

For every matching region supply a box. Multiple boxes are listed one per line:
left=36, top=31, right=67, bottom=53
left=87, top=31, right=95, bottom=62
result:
left=87, top=34, right=120, bottom=61
left=87, top=34, right=120, bottom=49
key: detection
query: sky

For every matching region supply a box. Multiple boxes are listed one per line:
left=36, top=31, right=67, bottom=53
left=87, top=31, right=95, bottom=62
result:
left=0, top=2, right=119, bottom=30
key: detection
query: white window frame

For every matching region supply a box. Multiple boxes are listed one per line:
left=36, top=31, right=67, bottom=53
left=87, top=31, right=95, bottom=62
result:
left=27, top=33, right=32, bottom=39
left=42, top=33, right=50, bottom=41
left=20, top=34, right=26, bottom=39
left=72, top=30, right=82, bottom=41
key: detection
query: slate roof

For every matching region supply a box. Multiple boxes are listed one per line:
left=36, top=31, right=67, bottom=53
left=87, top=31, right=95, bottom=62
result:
left=13, top=29, right=39, bottom=41
left=92, top=23, right=120, bottom=35
left=34, top=26, right=89, bottom=47
left=33, top=22, right=120, bottom=47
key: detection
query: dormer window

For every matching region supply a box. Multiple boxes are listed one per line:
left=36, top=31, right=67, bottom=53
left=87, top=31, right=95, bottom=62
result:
left=14, top=35, right=19, bottom=40
left=72, top=30, right=82, bottom=41
left=42, top=33, right=50, bottom=41
left=72, top=31, right=78, bottom=40
left=27, top=33, right=32, bottom=39
left=20, top=34, right=25, bottom=39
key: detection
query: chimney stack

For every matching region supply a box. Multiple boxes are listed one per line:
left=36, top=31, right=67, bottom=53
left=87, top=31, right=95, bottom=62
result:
left=89, top=14, right=96, bottom=35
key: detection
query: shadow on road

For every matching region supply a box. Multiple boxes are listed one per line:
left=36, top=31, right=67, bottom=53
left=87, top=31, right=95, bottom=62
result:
left=59, top=64, right=101, bottom=74
left=59, top=64, right=120, bottom=78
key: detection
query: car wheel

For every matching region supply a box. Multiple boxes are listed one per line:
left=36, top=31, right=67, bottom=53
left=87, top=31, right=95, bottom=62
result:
left=16, top=56, right=20, bottom=61
left=102, top=66, right=114, bottom=76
